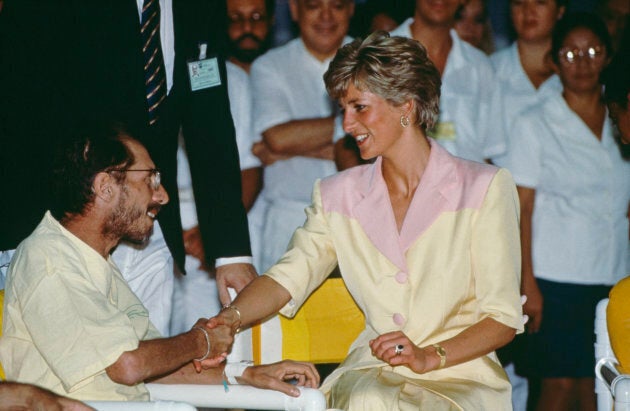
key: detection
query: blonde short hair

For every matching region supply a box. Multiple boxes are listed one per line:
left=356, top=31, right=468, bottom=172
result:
left=324, top=31, right=441, bottom=130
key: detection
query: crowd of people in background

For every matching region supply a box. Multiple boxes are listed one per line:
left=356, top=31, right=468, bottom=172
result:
left=0, top=0, right=628, bottom=410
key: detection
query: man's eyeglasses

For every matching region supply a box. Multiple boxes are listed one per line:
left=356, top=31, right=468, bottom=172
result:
left=228, top=12, right=267, bottom=26
left=558, top=46, right=605, bottom=64
left=112, top=168, right=162, bottom=190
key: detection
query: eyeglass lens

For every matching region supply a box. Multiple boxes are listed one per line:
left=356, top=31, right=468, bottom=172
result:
left=561, top=46, right=603, bottom=63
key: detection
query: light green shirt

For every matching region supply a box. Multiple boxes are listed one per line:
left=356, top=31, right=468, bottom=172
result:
left=0, top=212, right=161, bottom=400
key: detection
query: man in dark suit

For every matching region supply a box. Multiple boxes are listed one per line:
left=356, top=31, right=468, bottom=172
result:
left=0, top=0, right=256, bottom=333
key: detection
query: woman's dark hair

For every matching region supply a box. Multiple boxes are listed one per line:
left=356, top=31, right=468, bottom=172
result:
left=50, top=122, right=135, bottom=220
left=602, top=55, right=630, bottom=109
left=551, top=12, right=613, bottom=65
left=602, top=15, right=630, bottom=109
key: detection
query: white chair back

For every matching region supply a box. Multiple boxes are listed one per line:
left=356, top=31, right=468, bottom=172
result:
left=594, top=298, right=630, bottom=411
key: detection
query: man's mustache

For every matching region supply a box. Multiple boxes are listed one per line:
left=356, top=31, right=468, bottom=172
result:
left=235, top=33, right=263, bottom=46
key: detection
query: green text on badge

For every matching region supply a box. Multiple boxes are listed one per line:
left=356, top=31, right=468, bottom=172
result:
left=188, top=57, right=221, bottom=91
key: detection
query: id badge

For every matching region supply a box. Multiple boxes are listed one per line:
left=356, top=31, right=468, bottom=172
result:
left=187, top=57, right=221, bottom=91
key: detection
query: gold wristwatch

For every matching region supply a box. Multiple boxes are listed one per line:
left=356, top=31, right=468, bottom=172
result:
left=432, top=343, right=447, bottom=369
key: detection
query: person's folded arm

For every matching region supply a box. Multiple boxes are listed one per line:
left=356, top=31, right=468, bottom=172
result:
left=262, top=117, right=335, bottom=156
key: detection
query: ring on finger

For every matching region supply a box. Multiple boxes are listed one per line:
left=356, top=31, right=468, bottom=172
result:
left=394, top=344, right=404, bottom=355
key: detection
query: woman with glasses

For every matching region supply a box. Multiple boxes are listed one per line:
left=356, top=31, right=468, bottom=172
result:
left=501, top=13, right=630, bottom=411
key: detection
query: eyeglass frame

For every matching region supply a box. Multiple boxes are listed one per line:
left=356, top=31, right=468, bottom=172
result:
left=558, top=45, right=605, bottom=64
left=227, top=12, right=268, bottom=26
left=110, top=168, right=162, bottom=191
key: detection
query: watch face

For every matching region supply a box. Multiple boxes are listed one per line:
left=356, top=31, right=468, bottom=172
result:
left=433, top=343, right=446, bottom=356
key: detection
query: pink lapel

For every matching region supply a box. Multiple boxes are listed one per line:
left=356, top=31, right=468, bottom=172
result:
left=399, top=141, right=458, bottom=252
left=352, top=142, right=460, bottom=270
left=353, top=157, right=408, bottom=272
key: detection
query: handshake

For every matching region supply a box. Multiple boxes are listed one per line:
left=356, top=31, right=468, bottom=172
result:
left=187, top=305, right=319, bottom=397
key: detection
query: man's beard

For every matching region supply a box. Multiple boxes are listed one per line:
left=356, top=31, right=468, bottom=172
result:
left=104, top=186, right=157, bottom=245
left=228, top=33, right=271, bottom=64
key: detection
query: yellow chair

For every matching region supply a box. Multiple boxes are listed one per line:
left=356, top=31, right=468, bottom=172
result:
left=251, top=277, right=365, bottom=366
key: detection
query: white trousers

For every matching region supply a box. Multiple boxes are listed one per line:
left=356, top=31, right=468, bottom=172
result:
left=112, top=221, right=174, bottom=336
left=506, top=363, right=528, bottom=411
left=260, top=198, right=309, bottom=273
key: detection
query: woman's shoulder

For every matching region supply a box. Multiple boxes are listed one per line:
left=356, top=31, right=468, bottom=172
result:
left=318, top=163, right=375, bottom=214
left=320, top=163, right=373, bottom=194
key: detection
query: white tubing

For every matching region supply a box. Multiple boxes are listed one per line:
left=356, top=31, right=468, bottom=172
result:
left=86, top=401, right=196, bottom=411
left=614, top=377, right=630, bottom=411
left=146, top=384, right=326, bottom=411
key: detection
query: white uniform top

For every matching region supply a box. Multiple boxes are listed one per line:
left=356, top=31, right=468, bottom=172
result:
left=501, top=94, right=630, bottom=285
left=490, top=42, right=562, bottom=166
left=226, top=61, right=262, bottom=171
left=250, top=37, right=351, bottom=270
left=250, top=37, right=345, bottom=203
left=391, top=19, right=501, bottom=162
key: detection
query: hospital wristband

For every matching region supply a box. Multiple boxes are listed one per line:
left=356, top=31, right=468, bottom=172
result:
left=224, top=360, right=254, bottom=385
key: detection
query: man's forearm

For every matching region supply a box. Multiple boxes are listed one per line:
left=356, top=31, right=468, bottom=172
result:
left=150, top=361, right=224, bottom=384
left=106, top=325, right=229, bottom=385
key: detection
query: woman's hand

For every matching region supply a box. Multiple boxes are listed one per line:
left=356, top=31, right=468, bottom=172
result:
left=239, top=360, right=320, bottom=397
left=522, top=275, right=544, bottom=333
left=369, top=331, right=431, bottom=374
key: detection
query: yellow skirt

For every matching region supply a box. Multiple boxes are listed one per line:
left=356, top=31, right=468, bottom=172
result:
left=328, top=367, right=511, bottom=410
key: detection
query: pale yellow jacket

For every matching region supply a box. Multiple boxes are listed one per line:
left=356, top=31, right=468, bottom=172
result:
left=266, top=142, right=524, bottom=410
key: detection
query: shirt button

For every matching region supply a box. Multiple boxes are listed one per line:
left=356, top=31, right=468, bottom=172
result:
left=393, top=313, right=405, bottom=326
left=395, top=271, right=408, bottom=284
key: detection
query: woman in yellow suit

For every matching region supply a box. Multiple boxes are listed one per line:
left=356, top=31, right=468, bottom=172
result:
left=212, top=32, right=524, bottom=410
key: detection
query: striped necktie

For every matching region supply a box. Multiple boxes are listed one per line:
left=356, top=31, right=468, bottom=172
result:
left=141, top=0, right=167, bottom=126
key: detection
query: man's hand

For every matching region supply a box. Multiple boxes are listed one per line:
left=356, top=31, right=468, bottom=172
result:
left=239, top=361, right=320, bottom=397
left=183, top=226, right=210, bottom=271
left=216, top=263, right=257, bottom=306
left=0, top=382, right=94, bottom=411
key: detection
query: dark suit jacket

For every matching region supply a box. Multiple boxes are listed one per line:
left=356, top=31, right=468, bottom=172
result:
left=0, top=0, right=251, bottom=271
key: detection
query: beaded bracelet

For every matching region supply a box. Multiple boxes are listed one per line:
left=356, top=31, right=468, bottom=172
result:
left=192, top=326, right=211, bottom=361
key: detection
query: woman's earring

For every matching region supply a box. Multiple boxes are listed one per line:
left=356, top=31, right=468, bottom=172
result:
left=400, top=115, right=410, bottom=128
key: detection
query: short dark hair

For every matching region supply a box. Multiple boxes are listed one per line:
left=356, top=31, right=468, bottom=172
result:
left=265, top=0, right=275, bottom=17
left=551, top=12, right=613, bottom=65
left=601, top=14, right=630, bottom=110
left=602, top=54, right=630, bottom=109
left=50, top=122, right=135, bottom=220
